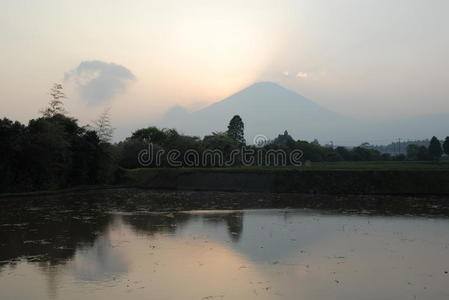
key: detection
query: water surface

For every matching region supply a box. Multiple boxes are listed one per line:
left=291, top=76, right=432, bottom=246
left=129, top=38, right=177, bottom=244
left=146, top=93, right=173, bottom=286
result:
left=1, top=205, right=449, bottom=299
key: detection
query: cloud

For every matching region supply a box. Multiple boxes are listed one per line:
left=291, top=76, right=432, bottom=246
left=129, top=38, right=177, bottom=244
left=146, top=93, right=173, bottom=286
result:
left=283, top=71, right=289, bottom=77
left=65, top=60, right=135, bottom=104
left=296, top=72, right=308, bottom=79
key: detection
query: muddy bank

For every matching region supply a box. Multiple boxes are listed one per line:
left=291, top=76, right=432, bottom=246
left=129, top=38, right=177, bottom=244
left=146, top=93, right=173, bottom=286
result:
left=123, top=169, right=449, bottom=195
left=1, top=188, right=449, bottom=217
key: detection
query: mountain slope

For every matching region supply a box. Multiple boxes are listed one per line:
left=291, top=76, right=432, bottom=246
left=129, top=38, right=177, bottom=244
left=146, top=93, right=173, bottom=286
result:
left=160, top=82, right=355, bottom=143
left=159, top=82, right=449, bottom=145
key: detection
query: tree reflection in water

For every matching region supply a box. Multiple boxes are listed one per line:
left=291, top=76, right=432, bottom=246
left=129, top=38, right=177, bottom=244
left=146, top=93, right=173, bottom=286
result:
left=0, top=200, right=246, bottom=271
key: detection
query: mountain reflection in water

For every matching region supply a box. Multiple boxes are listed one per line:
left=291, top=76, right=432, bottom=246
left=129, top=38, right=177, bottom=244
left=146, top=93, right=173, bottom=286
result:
left=1, top=203, right=449, bottom=300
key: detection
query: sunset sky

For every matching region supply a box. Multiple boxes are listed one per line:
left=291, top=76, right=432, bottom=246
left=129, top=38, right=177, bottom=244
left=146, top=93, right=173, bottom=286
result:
left=1, top=0, right=448, bottom=139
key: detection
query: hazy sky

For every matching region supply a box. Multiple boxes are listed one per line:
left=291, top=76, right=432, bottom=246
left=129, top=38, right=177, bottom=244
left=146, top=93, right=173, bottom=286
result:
left=1, top=0, right=448, bottom=138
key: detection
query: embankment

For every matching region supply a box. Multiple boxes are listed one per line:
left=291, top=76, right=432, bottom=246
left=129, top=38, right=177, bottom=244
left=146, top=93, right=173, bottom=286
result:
left=122, top=168, right=449, bottom=195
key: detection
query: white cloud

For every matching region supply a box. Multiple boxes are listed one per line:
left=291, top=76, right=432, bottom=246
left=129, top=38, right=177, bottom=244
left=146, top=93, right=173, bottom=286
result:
left=65, top=60, right=135, bottom=104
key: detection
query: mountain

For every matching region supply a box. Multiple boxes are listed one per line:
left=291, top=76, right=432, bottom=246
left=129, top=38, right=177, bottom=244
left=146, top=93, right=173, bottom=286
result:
left=159, top=82, right=449, bottom=146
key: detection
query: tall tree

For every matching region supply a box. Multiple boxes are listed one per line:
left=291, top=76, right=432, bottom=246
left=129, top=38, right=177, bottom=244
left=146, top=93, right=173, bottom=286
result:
left=443, top=136, right=449, bottom=156
left=428, top=136, right=443, bottom=160
left=227, top=115, right=245, bottom=144
left=41, top=83, right=67, bottom=117
left=93, top=108, right=114, bottom=143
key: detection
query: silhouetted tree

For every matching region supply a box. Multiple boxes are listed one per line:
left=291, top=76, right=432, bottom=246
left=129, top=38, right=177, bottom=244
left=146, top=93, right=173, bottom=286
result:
left=443, top=137, right=449, bottom=156
left=41, top=83, right=67, bottom=117
left=227, top=115, right=245, bottom=144
left=131, top=126, right=166, bottom=144
left=203, top=132, right=239, bottom=166
left=428, top=136, right=443, bottom=160
left=0, top=118, right=26, bottom=190
left=272, top=130, right=295, bottom=148
left=93, top=108, right=114, bottom=143
left=406, top=144, right=420, bottom=160
left=295, top=140, right=325, bottom=162
left=0, top=112, right=115, bottom=192
left=117, top=138, right=149, bottom=169
left=416, top=146, right=431, bottom=161
left=335, top=146, right=351, bottom=161
left=351, top=146, right=381, bottom=161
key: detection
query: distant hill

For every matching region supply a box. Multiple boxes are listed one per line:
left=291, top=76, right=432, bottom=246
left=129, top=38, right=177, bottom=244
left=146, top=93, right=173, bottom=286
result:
left=159, top=82, right=449, bottom=146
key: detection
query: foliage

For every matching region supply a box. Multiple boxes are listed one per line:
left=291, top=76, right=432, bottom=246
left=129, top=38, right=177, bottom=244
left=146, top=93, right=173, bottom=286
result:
left=406, top=144, right=420, bottom=160
left=443, top=137, right=449, bottom=156
left=428, top=136, right=443, bottom=160
left=4, top=87, right=448, bottom=192
left=372, top=139, right=430, bottom=154
left=272, top=130, right=295, bottom=148
left=41, top=83, right=67, bottom=117
left=227, top=115, right=245, bottom=144
left=0, top=115, right=115, bottom=192
left=131, top=126, right=167, bottom=144
left=93, top=108, right=114, bottom=143
left=203, top=132, right=239, bottom=152
left=0, top=85, right=116, bottom=192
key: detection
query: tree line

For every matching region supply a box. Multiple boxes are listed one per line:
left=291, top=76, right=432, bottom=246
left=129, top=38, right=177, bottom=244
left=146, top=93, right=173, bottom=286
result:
left=0, top=84, right=116, bottom=192
left=117, top=115, right=449, bottom=168
left=1, top=84, right=449, bottom=192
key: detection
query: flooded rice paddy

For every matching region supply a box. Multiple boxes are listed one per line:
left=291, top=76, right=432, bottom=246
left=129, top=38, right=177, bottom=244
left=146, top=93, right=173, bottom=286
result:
left=1, top=190, right=449, bottom=299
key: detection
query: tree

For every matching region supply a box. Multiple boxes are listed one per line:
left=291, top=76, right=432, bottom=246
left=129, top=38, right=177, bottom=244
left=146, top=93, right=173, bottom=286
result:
left=41, top=83, right=67, bottom=117
left=428, top=136, right=443, bottom=160
left=227, top=115, right=245, bottom=144
left=416, top=146, right=430, bottom=161
left=443, top=137, right=449, bottom=156
left=335, top=146, right=351, bottom=161
left=272, top=130, right=295, bottom=148
left=93, top=108, right=114, bottom=143
left=0, top=118, right=26, bottom=190
left=295, top=140, right=324, bottom=162
left=406, top=144, right=420, bottom=160
left=131, top=126, right=166, bottom=144
left=359, top=142, right=371, bottom=149
left=203, top=132, right=238, bottom=153
left=0, top=112, right=116, bottom=192
left=351, top=146, right=381, bottom=161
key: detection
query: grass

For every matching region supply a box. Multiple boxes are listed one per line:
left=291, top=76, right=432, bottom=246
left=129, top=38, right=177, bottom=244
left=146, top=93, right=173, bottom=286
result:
left=126, top=160, right=449, bottom=174
left=302, top=160, right=449, bottom=170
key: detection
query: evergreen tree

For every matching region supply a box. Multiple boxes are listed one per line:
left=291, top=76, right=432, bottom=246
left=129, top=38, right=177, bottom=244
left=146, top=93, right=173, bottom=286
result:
left=443, top=136, right=449, bottom=156
left=227, top=115, right=245, bottom=144
left=428, top=136, right=443, bottom=160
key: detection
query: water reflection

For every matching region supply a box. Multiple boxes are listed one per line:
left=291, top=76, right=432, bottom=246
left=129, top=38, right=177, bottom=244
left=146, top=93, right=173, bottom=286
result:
left=1, top=206, right=449, bottom=299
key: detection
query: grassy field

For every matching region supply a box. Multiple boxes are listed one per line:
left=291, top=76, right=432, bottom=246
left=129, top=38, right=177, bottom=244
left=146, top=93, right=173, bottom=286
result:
left=126, top=160, right=449, bottom=174
left=123, top=161, right=449, bottom=194
left=2, top=161, right=448, bottom=196
left=302, top=160, right=449, bottom=170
